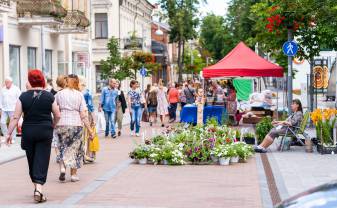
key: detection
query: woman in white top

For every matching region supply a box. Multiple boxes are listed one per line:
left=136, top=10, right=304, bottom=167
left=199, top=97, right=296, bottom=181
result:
left=55, top=74, right=93, bottom=183
left=156, top=79, right=169, bottom=127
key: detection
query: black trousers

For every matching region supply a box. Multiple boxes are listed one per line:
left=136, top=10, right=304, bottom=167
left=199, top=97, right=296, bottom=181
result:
left=169, top=103, right=178, bottom=120
left=22, top=125, right=53, bottom=185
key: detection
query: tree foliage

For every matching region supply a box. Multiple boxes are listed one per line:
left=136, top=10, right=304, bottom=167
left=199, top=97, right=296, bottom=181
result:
left=100, top=37, right=160, bottom=81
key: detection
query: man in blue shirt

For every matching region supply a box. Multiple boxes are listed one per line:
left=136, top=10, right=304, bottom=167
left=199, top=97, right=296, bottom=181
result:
left=99, top=79, right=118, bottom=138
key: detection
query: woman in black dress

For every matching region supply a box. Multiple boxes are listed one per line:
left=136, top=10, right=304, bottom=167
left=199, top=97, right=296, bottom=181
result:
left=6, top=69, right=60, bottom=203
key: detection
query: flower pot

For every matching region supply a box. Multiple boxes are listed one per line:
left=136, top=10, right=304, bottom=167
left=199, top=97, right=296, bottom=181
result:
left=138, top=158, right=147, bottom=165
left=230, top=156, right=239, bottom=163
left=244, top=137, right=255, bottom=145
left=210, top=155, right=219, bottom=163
left=161, top=160, right=169, bottom=165
left=219, top=157, right=230, bottom=166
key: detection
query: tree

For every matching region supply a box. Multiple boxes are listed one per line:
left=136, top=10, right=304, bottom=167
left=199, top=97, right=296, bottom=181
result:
left=100, top=37, right=122, bottom=79
left=183, top=48, right=206, bottom=74
left=200, top=14, right=233, bottom=61
left=160, top=0, right=204, bottom=82
left=130, top=51, right=161, bottom=80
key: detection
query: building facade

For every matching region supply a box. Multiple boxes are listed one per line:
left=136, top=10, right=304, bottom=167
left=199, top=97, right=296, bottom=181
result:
left=91, top=0, right=154, bottom=93
left=151, top=21, right=178, bottom=85
left=0, top=0, right=91, bottom=90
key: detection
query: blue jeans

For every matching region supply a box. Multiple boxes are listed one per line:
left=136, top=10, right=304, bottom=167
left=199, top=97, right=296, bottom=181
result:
left=130, top=105, right=142, bottom=133
left=104, top=111, right=116, bottom=136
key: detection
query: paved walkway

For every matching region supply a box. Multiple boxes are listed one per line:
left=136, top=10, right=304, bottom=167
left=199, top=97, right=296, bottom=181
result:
left=268, top=145, right=337, bottom=200
left=0, top=122, right=264, bottom=208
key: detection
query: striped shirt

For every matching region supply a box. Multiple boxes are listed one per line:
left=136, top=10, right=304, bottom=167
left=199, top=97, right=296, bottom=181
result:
left=55, top=88, right=87, bottom=126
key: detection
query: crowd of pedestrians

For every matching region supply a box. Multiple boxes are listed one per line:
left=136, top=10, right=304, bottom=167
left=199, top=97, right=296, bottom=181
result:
left=0, top=70, right=227, bottom=203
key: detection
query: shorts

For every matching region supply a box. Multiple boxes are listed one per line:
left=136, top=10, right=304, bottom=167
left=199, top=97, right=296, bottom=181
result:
left=148, top=106, right=157, bottom=113
left=268, top=126, right=287, bottom=140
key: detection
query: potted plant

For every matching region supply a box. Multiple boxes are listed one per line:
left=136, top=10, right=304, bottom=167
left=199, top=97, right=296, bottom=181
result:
left=234, top=142, right=254, bottom=162
left=211, top=145, right=231, bottom=166
left=148, top=145, right=162, bottom=165
left=311, top=108, right=337, bottom=154
left=256, top=117, right=273, bottom=144
left=129, top=145, right=150, bottom=164
left=243, top=132, right=256, bottom=145
left=228, top=144, right=239, bottom=163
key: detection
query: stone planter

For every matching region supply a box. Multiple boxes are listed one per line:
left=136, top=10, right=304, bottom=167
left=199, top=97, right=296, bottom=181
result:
left=138, top=158, right=147, bottom=165
left=161, top=160, right=169, bottom=165
left=219, top=157, right=230, bottom=166
left=230, top=156, right=239, bottom=163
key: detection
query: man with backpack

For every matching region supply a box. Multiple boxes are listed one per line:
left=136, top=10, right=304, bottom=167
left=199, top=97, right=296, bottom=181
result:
left=184, top=80, right=196, bottom=104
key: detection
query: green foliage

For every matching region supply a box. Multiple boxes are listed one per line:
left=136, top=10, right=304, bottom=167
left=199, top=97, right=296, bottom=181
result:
left=200, top=14, right=233, bottom=61
left=316, top=118, right=336, bottom=145
left=183, top=48, right=206, bottom=74
left=100, top=37, right=159, bottom=81
left=255, top=117, right=274, bottom=144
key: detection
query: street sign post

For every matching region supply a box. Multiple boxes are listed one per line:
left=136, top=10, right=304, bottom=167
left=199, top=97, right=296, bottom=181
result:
left=140, top=66, right=147, bottom=91
left=283, top=41, right=298, bottom=57
left=283, top=37, right=298, bottom=114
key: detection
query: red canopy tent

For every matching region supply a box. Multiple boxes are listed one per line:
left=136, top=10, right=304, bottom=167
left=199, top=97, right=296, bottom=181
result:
left=202, top=42, right=284, bottom=78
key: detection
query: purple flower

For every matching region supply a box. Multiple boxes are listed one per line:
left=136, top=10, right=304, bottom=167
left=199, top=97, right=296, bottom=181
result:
left=208, top=138, right=216, bottom=142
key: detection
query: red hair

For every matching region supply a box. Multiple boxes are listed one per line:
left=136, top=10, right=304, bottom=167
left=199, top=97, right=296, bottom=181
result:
left=28, top=69, right=46, bottom=88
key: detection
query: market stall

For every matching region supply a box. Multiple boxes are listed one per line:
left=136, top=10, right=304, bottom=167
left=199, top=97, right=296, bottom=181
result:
left=180, top=42, right=284, bottom=125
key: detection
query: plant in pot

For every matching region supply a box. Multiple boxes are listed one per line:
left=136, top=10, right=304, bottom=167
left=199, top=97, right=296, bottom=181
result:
left=234, top=142, right=254, bottom=162
left=311, top=108, right=337, bottom=154
left=228, top=144, right=239, bottom=163
left=256, top=117, right=273, bottom=144
left=148, top=145, right=162, bottom=165
left=161, top=142, right=185, bottom=165
left=211, top=145, right=231, bottom=166
left=129, top=144, right=150, bottom=164
left=243, top=132, right=256, bottom=145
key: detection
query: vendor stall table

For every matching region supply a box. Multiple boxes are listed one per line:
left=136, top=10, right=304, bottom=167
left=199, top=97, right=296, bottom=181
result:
left=180, top=105, right=226, bottom=125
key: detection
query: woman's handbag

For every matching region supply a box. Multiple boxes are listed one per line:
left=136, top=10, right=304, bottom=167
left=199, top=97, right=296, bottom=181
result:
left=142, top=109, right=149, bottom=122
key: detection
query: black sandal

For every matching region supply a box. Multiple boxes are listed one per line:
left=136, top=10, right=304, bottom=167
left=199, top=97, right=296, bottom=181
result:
left=34, top=189, right=47, bottom=203
left=59, top=171, right=66, bottom=182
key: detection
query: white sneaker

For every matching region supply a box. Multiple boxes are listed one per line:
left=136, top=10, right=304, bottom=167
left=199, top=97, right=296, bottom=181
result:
left=71, top=175, right=80, bottom=182
left=136, top=133, right=140, bottom=137
left=131, top=132, right=135, bottom=136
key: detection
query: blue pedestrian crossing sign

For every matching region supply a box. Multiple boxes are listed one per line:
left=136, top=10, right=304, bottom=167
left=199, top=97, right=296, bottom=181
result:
left=140, top=67, right=147, bottom=77
left=283, top=41, right=298, bottom=57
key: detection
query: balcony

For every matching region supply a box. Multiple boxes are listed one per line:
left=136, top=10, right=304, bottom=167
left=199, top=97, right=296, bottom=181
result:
left=0, top=0, right=11, bottom=12
left=51, top=10, right=90, bottom=34
left=17, top=0, right=67, bottom=26
left=122, top=37, right=144, bottom=50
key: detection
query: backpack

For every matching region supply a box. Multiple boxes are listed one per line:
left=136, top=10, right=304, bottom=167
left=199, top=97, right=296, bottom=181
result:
left=148, top=91, right=158, bottom=106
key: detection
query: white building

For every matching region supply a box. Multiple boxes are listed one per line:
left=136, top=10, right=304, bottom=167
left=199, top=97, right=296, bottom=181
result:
left=91, top=0, right=154, bottom=92
left=0, top=0, right=91, bottom=90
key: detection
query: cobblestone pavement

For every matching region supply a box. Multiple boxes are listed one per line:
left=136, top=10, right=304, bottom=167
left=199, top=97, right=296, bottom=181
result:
left=0, top=122, right=263, bottom=208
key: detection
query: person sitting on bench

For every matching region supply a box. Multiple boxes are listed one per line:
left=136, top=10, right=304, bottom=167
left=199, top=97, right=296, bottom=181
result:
left=254, top=99, right=303, bottom=153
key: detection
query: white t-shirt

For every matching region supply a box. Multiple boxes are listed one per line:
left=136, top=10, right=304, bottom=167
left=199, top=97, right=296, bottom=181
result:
left=0, top=85, right=21, bottom=111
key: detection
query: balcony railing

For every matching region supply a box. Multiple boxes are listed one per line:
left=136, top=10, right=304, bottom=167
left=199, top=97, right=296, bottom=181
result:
left=123, top=37, right=144, bottom=50
left=17, top=0, right=67, bottom=25
left=0, top=0, right=11, bottom=12
left=51, top=10, right=90, bottom=34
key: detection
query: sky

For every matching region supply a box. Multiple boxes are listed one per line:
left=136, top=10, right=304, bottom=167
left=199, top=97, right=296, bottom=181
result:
left=149, top=0, right=230, bottom=17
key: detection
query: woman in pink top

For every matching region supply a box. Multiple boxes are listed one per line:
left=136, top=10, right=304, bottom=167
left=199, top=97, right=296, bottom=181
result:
left=168, top=83, right=179, bottom=123
left=55, top=75, right=93, bottom=183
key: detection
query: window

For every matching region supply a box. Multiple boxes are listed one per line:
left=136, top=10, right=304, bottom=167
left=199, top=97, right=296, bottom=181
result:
left=95, top=13, right=108, bottom=39
left=9, top=45, right=21, bottom=87
left=57, top=51, right=65, bottom=75
left=27, top=47, right=36, bottom=70
left=95, top=65, right=106, bottom=93
left=44, top=49, right=52, bottom=78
